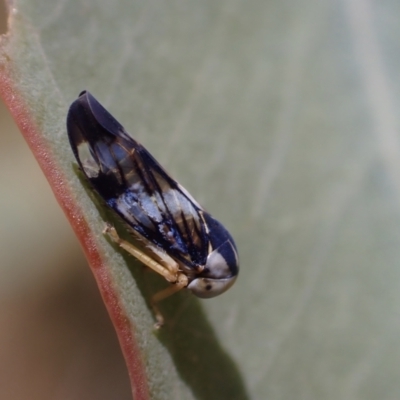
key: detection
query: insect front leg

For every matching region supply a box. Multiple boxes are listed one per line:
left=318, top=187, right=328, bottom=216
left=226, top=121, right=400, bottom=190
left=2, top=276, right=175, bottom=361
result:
left=151, top=273, right=188, bottom=329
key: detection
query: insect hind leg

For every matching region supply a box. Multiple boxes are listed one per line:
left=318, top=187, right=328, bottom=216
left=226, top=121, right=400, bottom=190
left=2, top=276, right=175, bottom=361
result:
left=103, top=224, right=179, bottom=283
left=104, top=224, right=189, bottom=328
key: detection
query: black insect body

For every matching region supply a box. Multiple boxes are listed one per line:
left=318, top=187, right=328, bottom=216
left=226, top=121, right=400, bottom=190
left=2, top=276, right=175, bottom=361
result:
left=67, top=91, right=239, bottom=326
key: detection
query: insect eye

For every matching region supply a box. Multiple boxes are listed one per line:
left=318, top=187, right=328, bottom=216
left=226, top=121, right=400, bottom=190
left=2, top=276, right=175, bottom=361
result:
left=187, top=275, right=238, bottom=298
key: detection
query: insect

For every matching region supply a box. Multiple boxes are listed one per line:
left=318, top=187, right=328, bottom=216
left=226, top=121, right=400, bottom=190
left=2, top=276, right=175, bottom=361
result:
left=67, top=91, right=239, bottom=327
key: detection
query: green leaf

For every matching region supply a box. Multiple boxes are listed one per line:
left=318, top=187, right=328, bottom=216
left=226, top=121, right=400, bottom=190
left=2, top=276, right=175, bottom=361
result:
left=1, top=0, right=400, bottom=399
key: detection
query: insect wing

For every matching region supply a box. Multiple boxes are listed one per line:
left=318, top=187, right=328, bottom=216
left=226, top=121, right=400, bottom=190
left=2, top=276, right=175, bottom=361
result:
left=67, top=91, right=209, bottom=269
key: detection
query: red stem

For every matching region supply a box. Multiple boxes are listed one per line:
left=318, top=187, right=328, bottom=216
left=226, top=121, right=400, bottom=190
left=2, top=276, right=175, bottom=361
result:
left=0, top=65, right=150, bottom=400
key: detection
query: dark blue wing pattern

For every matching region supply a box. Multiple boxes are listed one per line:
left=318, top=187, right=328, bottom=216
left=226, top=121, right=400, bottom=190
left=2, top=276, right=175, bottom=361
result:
left=67, top=91, right=208, bottom=269
left=108, top=146, right=209, bottom=268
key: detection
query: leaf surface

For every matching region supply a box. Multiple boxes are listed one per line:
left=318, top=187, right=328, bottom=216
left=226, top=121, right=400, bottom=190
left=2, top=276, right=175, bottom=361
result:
left=1, top=0, right=400, bottom=399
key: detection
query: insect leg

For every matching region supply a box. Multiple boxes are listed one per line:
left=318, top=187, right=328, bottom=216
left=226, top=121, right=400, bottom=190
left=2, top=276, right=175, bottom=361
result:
left=151, top=273, right=189, bottom=328
left=103, top=224, right=178, bottom=283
